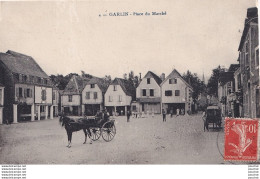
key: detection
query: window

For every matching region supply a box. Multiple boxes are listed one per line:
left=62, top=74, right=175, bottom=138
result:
left=40, top=106, right=45, bottom=112
left=41, top=90, right=46, bottom=101
left=86, top=92, right=90, bottom=99
left=37, top=77, right=42, bottom=84
left=245, top=41, right=249, bottom=66
left=43, top=79, right=48, bottom=85
left=142, top=89, right=146, bottom=96
left=256, top=47, right=259, bottom=67
left=175, top=90, right=180, bottom=96
left=90, top=84, right=95, bottom=88
left=165, top=90, right=172, bottom=96
left=109, top=96, right=113, bottom=102
left=29, top=76, right=34, bottom=83
left=13, top=73, right=19, bottom=82
left=19, top=87, right=23, bottom=97
left=53, top=91, right=56, bottom=100
left=118, top=95, right=122, bottom=102
left=68, top=95, right=72, bottom=102
left=22, top=75, right=27, bottom=82
left=26, top=89, right=32, bottom=98
left=150, top=89, right=154, bottom=96
left=113, top=85, right=117, bottom=91
left=147, top=78, right=150, bottom=84
left=94, top=92, right=98, bottom=99
left=0, top=89, right=2, bottom=105
left=169, top=78, right=177, bottom=84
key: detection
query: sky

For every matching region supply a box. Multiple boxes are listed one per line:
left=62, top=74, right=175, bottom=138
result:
left=0, top=0, right=257, bottom=82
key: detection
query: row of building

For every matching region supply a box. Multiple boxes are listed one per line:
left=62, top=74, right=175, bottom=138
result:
left=0, top=51, right=194, bottom=124
left=218, top=7, right=259, bottom=118
left=61, top=70, right=193, bottom=117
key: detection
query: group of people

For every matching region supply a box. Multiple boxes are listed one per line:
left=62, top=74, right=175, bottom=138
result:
left=162, top=108, right=185, bottom=122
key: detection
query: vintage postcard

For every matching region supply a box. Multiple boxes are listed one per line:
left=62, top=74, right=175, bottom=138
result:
left=0, top=0, right=259, bottom=172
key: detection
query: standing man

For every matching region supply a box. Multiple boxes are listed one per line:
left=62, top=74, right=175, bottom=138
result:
left=127, top=110, right=131, bottom=122
left=176, top=108, right=180, bottom=117
left=162, top=109, right=166, bottom=122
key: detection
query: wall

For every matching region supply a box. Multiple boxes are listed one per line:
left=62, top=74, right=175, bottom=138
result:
left=136, top=77, right=161, bottom=98
left=105, top=85, right=131, bottom=106
left=61, top=94, right=81, bottom=106
left=161, top=77, right=191, bottom=104
left=35, top=86, right=52, bottom=104
left=82, top=84, right=103, bottom=104
left=14, top=84, right=34, bottom=104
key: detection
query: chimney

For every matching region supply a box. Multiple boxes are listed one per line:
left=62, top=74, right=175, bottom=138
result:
left=160, top=73, right=165, bottom=81
left=139, top=73, right=142, bottom=80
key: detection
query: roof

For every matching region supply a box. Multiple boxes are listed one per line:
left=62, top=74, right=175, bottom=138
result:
left=218, top=72, right=234, bottom=85
left=0, top=83, right=4, bottom=87
left=228, top=64, right=240, bottom=72
left=111, top=78, right=136, bottom=97
left=160, top=69, right=193, bottom=90
left=0, top=50, right=49, bottom=79
left=63, top=75, right=91, bottom=95
left=238, top=7, right=258, bottom=51
left=143, top=71, right=162, bottom=85
left=85, top=77, right=109, bottom=93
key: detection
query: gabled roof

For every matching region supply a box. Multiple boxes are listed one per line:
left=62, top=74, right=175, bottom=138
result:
left=85, top=77, right=109, bottom=93
left=63, top=75, right=91, bottom=95
left=238, top=7, right=258, bottom=51
left=143, top=71, right=162, bottom=85
left=218, top=72, right=234, bottom=85
left=160, top=69, right=193, bottom=90
left=111, top=78, right=136, bottom=97
left=228, top=64, right=240, bottom=72
left=0, top=50, right=49, bottom=79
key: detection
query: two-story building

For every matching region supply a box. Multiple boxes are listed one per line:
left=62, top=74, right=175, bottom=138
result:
left=61, top=75, right=90, bottom=116
left=238, top=7, right=259, bottom=118
left=0, top=83, right=4, bottom=124
left=0, top=50, right=54, bottom=123
left=82, top=77, right=109, bottom=116
left=161, top=69, right=193, bottom=115
left=105, top=78, right=136, bottom=116
left=136, top=71, right=162, bottom=114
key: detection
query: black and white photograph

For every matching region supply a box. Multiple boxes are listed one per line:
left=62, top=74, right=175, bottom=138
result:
left=0, top=0, right=259, bottom=178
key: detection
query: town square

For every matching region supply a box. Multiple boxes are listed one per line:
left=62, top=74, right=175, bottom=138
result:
left=0, top=0, right=259, bottom=168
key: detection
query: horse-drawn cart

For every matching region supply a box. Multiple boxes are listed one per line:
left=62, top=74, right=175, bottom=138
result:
left=89, top=118, right=116, bottom=142
left=204, top=106, right=222, bottom=131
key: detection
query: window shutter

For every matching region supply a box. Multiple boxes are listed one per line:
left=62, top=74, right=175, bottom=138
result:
left=147, top=89, right=149, bottom=96
left=24, top=89, right=27, bottom=98
left=30, top=89, right=32, bottom=98
left=16, top=88, right=19, bottom=97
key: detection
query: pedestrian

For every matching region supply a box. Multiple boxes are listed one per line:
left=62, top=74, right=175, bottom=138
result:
left=170, top=108, right=173, bottom=118
left=127, top=110, right=131, bottom=122
left=202, top=110, right=208, bottom=131
left=162, top=109, right=166, bottom=122
left=176, top=108, right=180, bottom=117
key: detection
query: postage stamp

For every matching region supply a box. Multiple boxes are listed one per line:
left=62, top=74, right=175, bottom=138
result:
left=224, top=118, right=259, bottom=161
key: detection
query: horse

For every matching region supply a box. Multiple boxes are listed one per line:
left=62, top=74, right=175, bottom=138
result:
left=59, top=114, right=94, bottom=148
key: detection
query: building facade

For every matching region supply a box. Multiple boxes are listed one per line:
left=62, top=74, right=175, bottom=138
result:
left=104, top=78, right=136, bottom=116
left=238, top=7, right=259, bottom=118
left=136, top=71, right=162, bottom=114
left=0, top=50, right=55, bottom=123
left=82, top=77, right=109, bottom=116
left=0, top=84, right=4, bottom=124
left=61, top=75, right=88, bottom=116
left=161, top=69, right=193, bottom=115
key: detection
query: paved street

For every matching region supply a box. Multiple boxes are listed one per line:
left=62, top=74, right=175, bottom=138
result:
left=0, top=113, right=228, bottom=164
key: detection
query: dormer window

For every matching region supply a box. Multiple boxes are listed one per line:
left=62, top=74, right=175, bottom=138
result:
left=37, top=77, right=42, bottom=84
left=91, top=84, right=95, bottom=88
left=44, top=79, right=48, bottom=85
left=147, top=78, right=150, bottom=84
left=22, top=75, right=27, bottom=82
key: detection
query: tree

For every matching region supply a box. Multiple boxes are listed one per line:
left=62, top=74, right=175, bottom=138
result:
left=207, top=66, right=226, bottom=97
left=183, top=70, right=206, bottom=102
left=49, top=73, right=79, bottom=90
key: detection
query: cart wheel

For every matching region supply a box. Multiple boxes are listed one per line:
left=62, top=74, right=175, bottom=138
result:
left=101, top=121, right=116, bottom=142
left=89, top=127, right=101, bottom=141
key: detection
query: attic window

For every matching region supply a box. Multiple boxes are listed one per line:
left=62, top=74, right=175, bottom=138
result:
left=113, top=85, right=117, bottom=91
left=91, top=84, right=95, bottom=88
left=147, top=78, right=150, bottom=84
left=169, top=78, right=177, bottom=84
left=44, top=79, right=48, bottom=85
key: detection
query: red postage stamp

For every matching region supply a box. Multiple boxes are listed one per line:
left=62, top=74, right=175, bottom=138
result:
left=224, top=118, right=258, bottom=161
